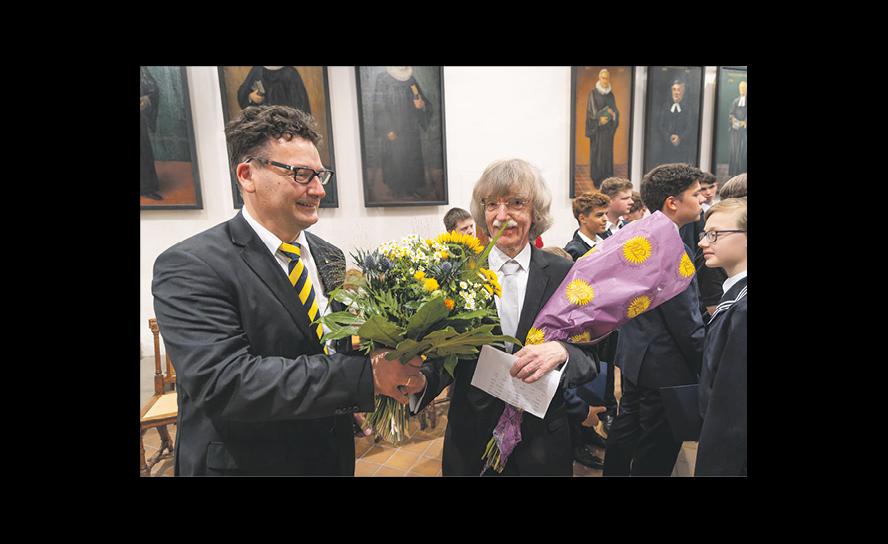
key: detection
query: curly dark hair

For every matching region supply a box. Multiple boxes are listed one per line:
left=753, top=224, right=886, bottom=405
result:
left=640, top=163, right=703, bottom=213
left=572, top=191, right=610, bottom=221
left=699, top=171, right=717, bottom=186
left=224, top=105, right=322, bottom=174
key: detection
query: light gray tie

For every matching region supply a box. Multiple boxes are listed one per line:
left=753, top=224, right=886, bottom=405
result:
left=499, top=260, right=521, bottom=352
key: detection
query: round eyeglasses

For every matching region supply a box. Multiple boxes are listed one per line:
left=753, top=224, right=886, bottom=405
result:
left=699, top=230, right=745, bottom=243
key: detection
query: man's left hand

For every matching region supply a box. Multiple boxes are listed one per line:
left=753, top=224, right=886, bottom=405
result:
left=510, top=342, right=568, bottom=383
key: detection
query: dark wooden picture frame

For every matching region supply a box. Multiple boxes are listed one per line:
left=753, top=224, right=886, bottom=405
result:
left=570, top=66, right=635, bottom=196
left=642, top=66, right=705, bottom=175
left=711, top=66, right=747, bottom=182
left=355, top=66, right=448, bottom=207
left=218, top=66, right=338, bottom=208
left=140, top=66, right=203, bottom=210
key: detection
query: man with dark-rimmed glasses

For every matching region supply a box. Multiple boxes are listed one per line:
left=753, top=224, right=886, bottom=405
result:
left=152, top=105, right=423, bottom=476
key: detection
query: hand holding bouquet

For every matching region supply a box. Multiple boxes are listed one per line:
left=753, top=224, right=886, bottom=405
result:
left=319, top=227, right=518, bottom=444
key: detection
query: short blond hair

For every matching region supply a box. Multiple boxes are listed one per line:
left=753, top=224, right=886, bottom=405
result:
left=705, top=197, right=747, bottom=232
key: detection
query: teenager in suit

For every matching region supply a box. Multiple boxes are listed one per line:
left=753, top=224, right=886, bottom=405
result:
left=564, top=191, right=610, bottom=261
left=596, top=177, right=636, bottom=433
left=152, top=106, right=423, bottom=476
left=695, top=198, right=747, bottom=476
left=603, top=163, right=706, bottom=476
left=410, top=159, right=600, bottom=476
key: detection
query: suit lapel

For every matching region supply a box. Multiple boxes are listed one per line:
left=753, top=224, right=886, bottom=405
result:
left=230, top=214, right=323, bottom=351
left=709, top=277, right=747, bottom=324
left=514, top=246, right=550, bottom=346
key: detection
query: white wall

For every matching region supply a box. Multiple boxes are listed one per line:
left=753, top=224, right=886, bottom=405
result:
left=139, top=66, right=721, bottom=356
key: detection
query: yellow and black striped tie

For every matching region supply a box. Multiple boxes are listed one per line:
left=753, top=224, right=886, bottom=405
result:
left=279, top=242, right=326, bottom=351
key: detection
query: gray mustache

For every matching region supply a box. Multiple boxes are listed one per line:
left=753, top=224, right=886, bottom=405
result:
left=492, top=219, right=519, bottom=229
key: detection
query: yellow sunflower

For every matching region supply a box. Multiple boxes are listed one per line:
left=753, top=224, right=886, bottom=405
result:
left=526, top=327, right=545, bottom=345
left=627, top=295, right=651, bottom=318
left=434, top=231, right=484, bottom=254
left=622, top=236, right=653, bottom=265
left=570, top=331, right=592, bottom=343
left=679, top=252, right=695, bottom=278
left=480, top=268, right=502, bottom=296
left=565, top=279, right=595, bottom=306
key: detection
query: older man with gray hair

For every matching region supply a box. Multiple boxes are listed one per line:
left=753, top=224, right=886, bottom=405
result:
left=409, top=158, right=600, bottom=476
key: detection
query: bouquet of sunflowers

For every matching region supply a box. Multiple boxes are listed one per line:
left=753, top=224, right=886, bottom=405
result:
left=318, top=228, right=519, bottom=445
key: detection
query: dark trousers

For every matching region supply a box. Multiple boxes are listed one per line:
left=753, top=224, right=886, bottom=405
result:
left=602, top=375, right=682, bottom=476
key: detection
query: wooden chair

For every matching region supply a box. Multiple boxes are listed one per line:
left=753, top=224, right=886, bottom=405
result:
left=140, top=318, right=178, bottom=476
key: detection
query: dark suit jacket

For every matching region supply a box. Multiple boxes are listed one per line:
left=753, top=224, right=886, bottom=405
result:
left=563, top=229, right=593, bottom=261
left=152, top=212, right=375, bottom=476
left=696, top=277, right=747, bottom=476
left=615, top=243, right=705, bottom=389
left=415, top=246, right=599, bottom=475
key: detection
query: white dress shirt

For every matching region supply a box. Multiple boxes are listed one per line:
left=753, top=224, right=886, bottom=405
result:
left=577, top=230, right=603, bottom=249
left=671, top=103, right=682, bottom=113
left=488, top=243, right=532, bottom=350
left=241, top=207, right=332, bottom=338
left=722, top=269, right=748, bottom=297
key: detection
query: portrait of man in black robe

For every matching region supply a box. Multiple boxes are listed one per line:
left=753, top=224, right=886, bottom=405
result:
left=728, top=80, right=747, bottom=175
left=585, top=68, right=619, bottom=188
left=372, top=66, right=432, bottom=200
left=140, top=66, right=161, bottom=200
left=237, top=66, right=312, bottom=115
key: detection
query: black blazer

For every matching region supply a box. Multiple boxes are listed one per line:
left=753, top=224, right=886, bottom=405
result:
left=696, top=277, right=747, bottom=476
left=152, top=212, right=375, bottom=476
left=415, top=246, right=599, bottom=475
left=563, top=229, right=593, bottom=261
left=615, top=243, right=705, bottom=389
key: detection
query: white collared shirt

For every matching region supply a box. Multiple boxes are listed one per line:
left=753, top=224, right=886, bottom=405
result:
left=671, top=103, right=682, bottom=113
left=738, top=96, right=746, bottom=107
left=605, top=218, right=624, bottom=236
left=722, top=269, right=747, bottom=296
left=577, top=230, right=603, bottom=249
left=241, top=207, right=332, bottom=333
left=487, top=243, right=532, bottom=330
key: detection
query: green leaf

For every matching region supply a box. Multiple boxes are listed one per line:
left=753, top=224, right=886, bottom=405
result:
left=356, top=315, right=405, bottom=349
left=443, top=354, right=458, bottom=379
left=405, top=295, right=450, bottom=340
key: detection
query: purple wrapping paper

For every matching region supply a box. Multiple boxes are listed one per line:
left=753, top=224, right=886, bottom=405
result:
left=528, top=211, right=696, bottom=345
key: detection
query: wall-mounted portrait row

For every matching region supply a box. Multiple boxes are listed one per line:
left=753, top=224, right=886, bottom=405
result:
left=140, top=66, right=746, bottom=210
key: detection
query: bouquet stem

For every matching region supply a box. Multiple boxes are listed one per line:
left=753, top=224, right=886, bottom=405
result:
left=365, top=395, right=411, bottom=446
left=482, top=436, right=505, bottom=474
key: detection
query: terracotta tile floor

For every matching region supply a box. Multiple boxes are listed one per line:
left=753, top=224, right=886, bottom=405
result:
left=141, top=359, right=697, bottom=477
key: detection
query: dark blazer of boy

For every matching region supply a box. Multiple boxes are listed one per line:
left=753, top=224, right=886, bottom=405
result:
left=696, top=276, right=747, bottom=476
left=564, top=230, right=593, bottom=261
left=603, top=243, right=705, bottom=476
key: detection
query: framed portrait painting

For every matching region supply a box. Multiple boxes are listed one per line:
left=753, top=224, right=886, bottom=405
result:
left=355, top=66, right=448, bottom=207
left=711, top=66, right=747, bottom=182
left=140, top=66, right=203, bottom=210
left=218, top=66, right=338, bottom=208
left=642, top=66, right=705, bottom=175
left=570, top=66, right=635, bottom=196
